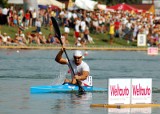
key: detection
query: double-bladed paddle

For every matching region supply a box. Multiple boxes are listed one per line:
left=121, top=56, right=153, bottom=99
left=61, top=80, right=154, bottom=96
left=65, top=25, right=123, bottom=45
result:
left=51, top=17, right=85, bottom=94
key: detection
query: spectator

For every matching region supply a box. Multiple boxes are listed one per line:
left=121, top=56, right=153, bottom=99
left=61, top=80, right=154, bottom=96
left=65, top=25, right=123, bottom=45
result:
left=15, top=33, right=26, bottom=45
left=17, top=8, right=24, bottom=26
left=24, top=10, right=30, bottom=29
left=19, top=30, right=27, bottom=44
left=2, top=7, right=8, bottom=25
left=37, top=32, right=46, bottom=44
left=109, top=21, right=115, bottom=45
left=64, top=18, right=70, bottom=41
left=47, top=33, right=56, bottom=44
left=0, top=8, right=3, bottom=25
left=0, top=35, right=2, bottom=44
left=43, top=11, right=50, bottom=27
left=84, top=26, right=94, bottom=44
left=80, top=18, right=86, bottom=33
left=29, top=8, right=33, bottom=27
left=2, top=33, right=10, bottom=44
left=114, top=19, right=121, bottom=38
left=13, top=11, right=18, bottom=26
left=7, top=7, right=13, bottom=26
left=61, top=33, right=66, bottom=45
left=27, top=32, right=40, bottom=45
left=35, top=18, right=41, bottom=32
left=74, top=18, right=81, bottom=45
left=32, top=9, right=37, bottom=27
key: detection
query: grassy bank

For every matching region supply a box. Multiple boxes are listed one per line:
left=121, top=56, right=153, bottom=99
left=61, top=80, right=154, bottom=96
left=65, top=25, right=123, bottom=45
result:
left=0, top=25, right=137, bottom=48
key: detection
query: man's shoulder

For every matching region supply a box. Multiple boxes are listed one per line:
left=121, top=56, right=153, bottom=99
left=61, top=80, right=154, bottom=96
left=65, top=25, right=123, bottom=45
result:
left=81, top=61, right=89, bottom=66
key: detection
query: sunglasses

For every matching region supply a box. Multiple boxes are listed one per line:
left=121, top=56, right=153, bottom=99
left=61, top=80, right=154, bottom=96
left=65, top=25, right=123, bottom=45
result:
left=74, top=56, right=82, bottom=60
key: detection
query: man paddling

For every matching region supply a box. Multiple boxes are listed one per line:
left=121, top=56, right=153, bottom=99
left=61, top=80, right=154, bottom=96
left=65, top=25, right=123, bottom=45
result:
left=55, top=47, right=90, bottom=86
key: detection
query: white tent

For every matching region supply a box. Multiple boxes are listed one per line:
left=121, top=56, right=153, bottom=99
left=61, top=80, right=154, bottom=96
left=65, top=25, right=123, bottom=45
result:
left=8, top=0, right=65, bottom=9
left=97, top=4, right=107, bottom=10
left=75, top=0, right=97, bottom=11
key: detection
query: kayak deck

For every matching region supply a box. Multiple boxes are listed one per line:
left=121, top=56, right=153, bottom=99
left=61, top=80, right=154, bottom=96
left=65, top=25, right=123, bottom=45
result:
left=30, top=83, right=107, bottom=93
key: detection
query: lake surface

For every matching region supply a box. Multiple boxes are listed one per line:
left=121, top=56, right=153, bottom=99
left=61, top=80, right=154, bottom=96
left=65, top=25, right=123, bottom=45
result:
left=0, top=49, right=160, bottom=114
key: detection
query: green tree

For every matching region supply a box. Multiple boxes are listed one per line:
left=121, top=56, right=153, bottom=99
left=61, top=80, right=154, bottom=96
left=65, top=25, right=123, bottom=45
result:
left=0, top=0, right=8, bottom=8
left=98, top=0, right=142, bottom=5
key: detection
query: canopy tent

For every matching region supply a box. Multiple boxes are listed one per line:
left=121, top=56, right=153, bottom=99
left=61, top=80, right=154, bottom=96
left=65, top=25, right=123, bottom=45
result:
left=131, top=4, right=154, bottom=14
left=108, top=3, right=139, bottom=12
left=148, top=5, right=155, bottom=14
left=8, top=0, right=65, bottom=9
left=75, top=0, right=98, bottom=11
left=96, top=4, right=107, bottom=10
left=105, top=7, right=115, bottom=12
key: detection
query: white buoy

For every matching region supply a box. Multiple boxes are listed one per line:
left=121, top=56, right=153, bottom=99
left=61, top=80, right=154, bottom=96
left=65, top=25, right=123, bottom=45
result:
left=84, top=51, right=88, bottom=56
left=17, top=50, right=19, bottom=53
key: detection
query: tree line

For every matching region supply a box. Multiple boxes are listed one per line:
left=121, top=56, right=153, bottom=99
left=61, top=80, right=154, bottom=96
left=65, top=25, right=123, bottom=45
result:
left=94, top=0, right=142, bottom=5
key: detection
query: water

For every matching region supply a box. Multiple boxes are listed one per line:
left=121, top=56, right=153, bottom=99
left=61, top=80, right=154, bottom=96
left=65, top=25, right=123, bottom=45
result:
left=0, top=49, right=160, bottom=114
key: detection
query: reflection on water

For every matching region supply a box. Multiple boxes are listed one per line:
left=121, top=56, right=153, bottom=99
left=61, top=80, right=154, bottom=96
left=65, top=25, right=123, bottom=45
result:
left=53, top=93, right=93, bottom=113
left=108, top=108, right=151, bottom=114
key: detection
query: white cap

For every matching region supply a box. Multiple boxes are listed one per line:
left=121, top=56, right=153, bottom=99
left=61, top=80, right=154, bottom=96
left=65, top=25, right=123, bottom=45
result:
left=73, top=50, right=82, bottom=57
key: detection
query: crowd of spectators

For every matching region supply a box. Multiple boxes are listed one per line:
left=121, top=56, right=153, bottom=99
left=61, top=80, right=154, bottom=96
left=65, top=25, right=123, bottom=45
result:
left=0, top=5, right=160, bottom=47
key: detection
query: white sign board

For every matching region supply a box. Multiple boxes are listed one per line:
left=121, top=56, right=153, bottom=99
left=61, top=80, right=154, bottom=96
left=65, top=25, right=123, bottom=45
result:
left=108, top=79, right=131, bottom=104
left=131, top=78, right=152, bottom=104
left=147, top=47, right=159, bottom=56
left=137, top=34, right=146, bottom=46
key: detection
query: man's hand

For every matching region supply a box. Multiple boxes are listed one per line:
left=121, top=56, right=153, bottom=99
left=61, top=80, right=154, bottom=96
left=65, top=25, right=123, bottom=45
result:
left=74, top=75, right=81, bottom=80
left=61, top=45, right=65, bottom=51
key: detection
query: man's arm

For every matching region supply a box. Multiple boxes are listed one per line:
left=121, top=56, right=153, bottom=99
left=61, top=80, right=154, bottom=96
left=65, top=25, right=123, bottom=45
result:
left=55, top=47, right=68, bottom=64
left=74, top=71, right=89, bottom=80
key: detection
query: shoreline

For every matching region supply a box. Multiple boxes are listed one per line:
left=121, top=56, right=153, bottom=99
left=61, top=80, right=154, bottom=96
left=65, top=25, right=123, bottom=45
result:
left=0, top=45, right=155, bottom=51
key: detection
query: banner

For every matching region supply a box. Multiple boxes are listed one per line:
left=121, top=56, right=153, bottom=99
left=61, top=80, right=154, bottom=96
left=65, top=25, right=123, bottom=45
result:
left=108, top=79, right=131, bottom=104
left=108, top=78, right=152, bottom=104
left=137, top=34, right=146, bottom=46
left=147, top=47, right=159, bottom=56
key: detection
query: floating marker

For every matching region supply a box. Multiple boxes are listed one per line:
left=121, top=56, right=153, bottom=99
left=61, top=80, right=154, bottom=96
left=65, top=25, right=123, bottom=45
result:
left=17, top=50, right=19, bottom=53
left=84, top=51, right=88, bottom=56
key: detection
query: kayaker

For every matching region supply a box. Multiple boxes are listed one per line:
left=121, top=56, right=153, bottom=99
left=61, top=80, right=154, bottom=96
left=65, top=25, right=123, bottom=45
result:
left=55, top=47, right=90, bottom=86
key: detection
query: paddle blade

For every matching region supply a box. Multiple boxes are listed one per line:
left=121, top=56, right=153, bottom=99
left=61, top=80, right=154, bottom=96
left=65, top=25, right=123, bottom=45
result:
left=78, top=86, right=86, bottom=94
left=51, top=17, right=62, bottom=44
left=77, top=81, right=86, bottom=94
